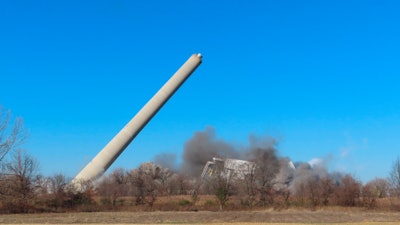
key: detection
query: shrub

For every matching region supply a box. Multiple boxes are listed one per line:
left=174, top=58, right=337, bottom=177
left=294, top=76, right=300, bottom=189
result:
left=178, top=199, right=191, bottom=206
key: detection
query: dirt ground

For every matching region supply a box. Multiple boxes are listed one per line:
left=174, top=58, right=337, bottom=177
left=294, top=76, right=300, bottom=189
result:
left=1, top=210, right=400, bottom=224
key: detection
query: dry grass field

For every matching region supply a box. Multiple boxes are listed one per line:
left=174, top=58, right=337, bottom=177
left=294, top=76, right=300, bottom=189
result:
left=1, top=196, right=400, bottom=224
left=1, top=210, right=400, bottom=224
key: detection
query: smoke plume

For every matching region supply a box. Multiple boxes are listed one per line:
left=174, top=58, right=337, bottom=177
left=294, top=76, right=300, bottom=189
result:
left=154, top=152, right=178, bottom=172
left=180, top=127, right=239, bottom=176
left=153, top=126, right=340, bottom=192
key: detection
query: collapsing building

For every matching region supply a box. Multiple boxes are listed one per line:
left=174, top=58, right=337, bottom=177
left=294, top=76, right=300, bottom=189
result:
left=201, top=157, right=256, bottom=180
left=201, top=157, right=297, bottom=189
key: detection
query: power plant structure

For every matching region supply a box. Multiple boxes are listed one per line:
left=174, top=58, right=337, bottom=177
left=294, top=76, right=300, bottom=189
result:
left=201, top=157, right=297, bottom=187
left=73, top=54, right=202, bottom=186
left=201, top=157, right=256, bottom=180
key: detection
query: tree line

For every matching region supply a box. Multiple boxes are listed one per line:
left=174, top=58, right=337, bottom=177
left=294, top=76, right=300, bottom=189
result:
left=1, top=106, right=400, bottom=213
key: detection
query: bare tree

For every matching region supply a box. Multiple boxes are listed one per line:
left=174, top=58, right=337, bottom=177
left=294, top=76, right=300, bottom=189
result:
left=251, top=147, right=280, bottom=207
left=128, top=162, right=164, bottom=209
left=0, top=149, right=39, bottom=212
left=96, top=168, right=129, bottom=207
left=333, top=174, right=361, bottom=207
left=155, top=166, right=174, bottom=196
left=47, top=173, right=69, bottom=211
left=304, top=176, right=334, bottom=208
left=96, top=175, right=116, bottom=206
left=238, top=162, right=257, bottom=208
left=366, top=178, right=388, bottom=198
left=201, top=159, right=235, bottom=210
left=33, top=174, right=49, bottom=196
left=207, top=172, right=233, bottom=210
left=319, top=176, right=334, bottom=206
left=305, top=176, right=322, bottom=207
left=362, top=179, right=386, bottom=209
left=388, top=157, right=400, bottom=198
left=0, top=106, right=28, bottom=164
left=163, top=174, right=184, bottom=195
left=128, top=168, right=146, bottom=205
left=63, top=179, right=96, bottom=211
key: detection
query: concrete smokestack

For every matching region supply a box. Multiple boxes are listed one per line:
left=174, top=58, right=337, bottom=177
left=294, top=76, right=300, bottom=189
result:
left=73, top=54, right=202, bottom=183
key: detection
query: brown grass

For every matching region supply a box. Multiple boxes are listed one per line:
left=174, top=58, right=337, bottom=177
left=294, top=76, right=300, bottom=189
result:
left=0, top=210, right=400, bottom=224
left=0, top=222, right=399, bottom=225
left=1, top=195, right=400, bottom=224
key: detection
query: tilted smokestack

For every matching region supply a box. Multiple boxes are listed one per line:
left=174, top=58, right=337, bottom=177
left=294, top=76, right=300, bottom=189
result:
left=73, top=54, right=202, bottom=184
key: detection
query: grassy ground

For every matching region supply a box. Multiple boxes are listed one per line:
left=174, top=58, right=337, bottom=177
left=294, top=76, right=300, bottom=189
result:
left=1, top=210, right=400, bottom=224
left=0, top=222, right=399, bottom=225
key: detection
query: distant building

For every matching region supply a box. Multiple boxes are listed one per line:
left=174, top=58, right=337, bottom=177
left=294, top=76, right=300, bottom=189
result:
left=201, top=157, right=256, bottom=181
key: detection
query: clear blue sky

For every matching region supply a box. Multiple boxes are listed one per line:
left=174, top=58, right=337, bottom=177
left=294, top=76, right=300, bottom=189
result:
left=1, top=0, right=399, bottom=183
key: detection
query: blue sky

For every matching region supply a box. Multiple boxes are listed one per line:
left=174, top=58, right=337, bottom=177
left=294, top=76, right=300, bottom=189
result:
left=1, top=0, right=399, bottom=183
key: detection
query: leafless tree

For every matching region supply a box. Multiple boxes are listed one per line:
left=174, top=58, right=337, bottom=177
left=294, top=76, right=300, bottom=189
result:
left=388, top=157, right=400, bottom=198
left=362, top=179, right=383, bottom=209
left=47, top=173, right=69, bottom=211
left=237, top=162, right=257, bottom=208
left=128, top=162, right=164, bottom=209
left=305, top=176, right=322, bottom=207
left=167, top=174, right=182, bottom=195
left=366, top=178, right=388, bottom=198
left=333, top=174, right=361, bottom=207
left=300, top=176, right=334, bottom=208
left=155, top=166, right=174, bottom=196
left=96, top=175, right=116, bottom=206
left=207, top=172, right=233, bottom=210
left=33, top=174, right=49, bottom=196
left=0, top=106, right=28, bottom=164
left=128, top=168, right=146, bottom=205
left=319, top=176, right=334, bottom=206
left=201, top=160, right=235, bottom=210
left=188, top=177, right=202, bottom=206
left=0, top=149, right=39, bottom=212
left=273, top=187, right=291, bottom=210
left=251, top=147, right=280, bottom=207
left=96, top=168, right=129, bottom=207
